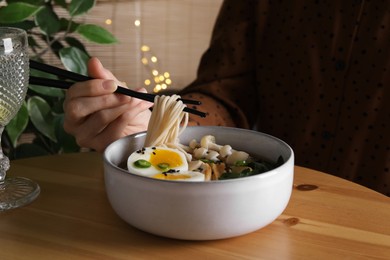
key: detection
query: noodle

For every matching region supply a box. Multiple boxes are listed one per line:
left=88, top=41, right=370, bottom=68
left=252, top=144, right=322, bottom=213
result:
left=144, top=94, right=189, bottom=155
left=130, top=94, right=282, bottom=181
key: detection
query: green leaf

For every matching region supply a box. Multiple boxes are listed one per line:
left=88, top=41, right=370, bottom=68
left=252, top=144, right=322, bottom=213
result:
left=29, top=84, right=65, bottom=98
left=64, top=36, right=88, bottom=54
left=7, top=0, right=46, bottom=5
left=50, top=39, right=65, bottom=58
left=69, top=0, right=95, bottom=17
left=77, top=24, right=118, bottom=44
left=28, top=35, right=41, bottom=49
left=0, top=20, right=35, bottom=30
left=59, top=18, right=80, bottom=33
left=35, top=6, right=60, bottom=36
left=0, top=3, right=43, bottom=23
left=54, top=115, right=80, bottom=153
left=59, top=47, right=89, bottom=75
left=27, top=96, right=57, bottom=142
left=51, top=99, right=65, bottom=114
left=5, top=102, right=29, bottom=147
left=54, top=0, right=67, bottom=9
left=30, top=67, right=58, bottom=80
left=29, top=68, right=65, bottom=97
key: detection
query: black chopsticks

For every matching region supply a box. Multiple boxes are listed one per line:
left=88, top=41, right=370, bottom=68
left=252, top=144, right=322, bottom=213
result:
left=29, top=60, right=206, bottom=117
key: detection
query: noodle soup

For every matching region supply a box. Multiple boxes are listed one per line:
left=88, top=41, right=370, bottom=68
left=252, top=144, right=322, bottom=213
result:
left=103, top=126, right=294, bottom=240
left=126, top=134, right=284, bottom=181
left=126, top=95, right=283, bottom=182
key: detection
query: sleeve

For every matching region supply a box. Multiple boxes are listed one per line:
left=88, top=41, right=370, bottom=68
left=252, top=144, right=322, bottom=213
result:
left=180, top=0, right=258, bottom=129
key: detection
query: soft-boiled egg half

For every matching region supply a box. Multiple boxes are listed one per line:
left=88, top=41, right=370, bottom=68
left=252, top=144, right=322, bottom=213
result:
left=127, top=147, right=205, bottom=181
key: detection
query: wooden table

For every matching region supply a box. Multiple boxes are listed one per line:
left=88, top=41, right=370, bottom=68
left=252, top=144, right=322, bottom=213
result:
left=1, top=152, right=389, bottom=259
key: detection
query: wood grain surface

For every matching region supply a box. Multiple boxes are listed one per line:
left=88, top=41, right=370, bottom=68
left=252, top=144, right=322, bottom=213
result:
left=1, top=152, right=389, bottom=259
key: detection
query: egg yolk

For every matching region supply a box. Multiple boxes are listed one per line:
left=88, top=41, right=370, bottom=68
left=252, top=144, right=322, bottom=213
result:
left=150, top=149, right=184, bottom=170
left=153, top=173, right=191, bottom=180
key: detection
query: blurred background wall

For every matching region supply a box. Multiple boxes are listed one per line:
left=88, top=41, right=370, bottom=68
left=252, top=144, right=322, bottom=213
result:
left=77, top=0, right=223, bottom=93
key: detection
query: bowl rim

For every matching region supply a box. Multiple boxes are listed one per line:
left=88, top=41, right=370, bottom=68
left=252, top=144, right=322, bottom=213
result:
left=103, top=126, right=294, bottom=185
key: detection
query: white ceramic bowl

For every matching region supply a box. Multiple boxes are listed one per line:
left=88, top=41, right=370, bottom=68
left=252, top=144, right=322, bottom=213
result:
left=103, top=126, right=294, bottom=240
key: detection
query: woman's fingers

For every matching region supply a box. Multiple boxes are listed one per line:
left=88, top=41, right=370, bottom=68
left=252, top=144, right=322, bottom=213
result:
left=64, top=85, right=153, bottom=151
left=71, top=101, right=152, bottom=152
left=66, top=79, right=114, bottom=99
left=64, top=80, right=128, bottom=123
left=87, top=57, right=118, bottom=80
left=85, top=109, right=146, bottom=152
left=63, top=57, right=154, bottom=151
left=69, top=104, right=131, bottom=150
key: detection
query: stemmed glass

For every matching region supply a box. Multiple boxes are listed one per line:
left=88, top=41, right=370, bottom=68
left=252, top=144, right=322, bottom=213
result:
left=0, top=27, right=40, bottom=211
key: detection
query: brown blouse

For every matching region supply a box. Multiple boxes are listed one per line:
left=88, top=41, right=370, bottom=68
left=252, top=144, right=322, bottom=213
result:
left=180, top=0, right=389, bottom=195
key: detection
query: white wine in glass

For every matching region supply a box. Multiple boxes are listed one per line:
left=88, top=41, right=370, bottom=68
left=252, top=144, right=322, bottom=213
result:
left=0, top=27, right=40, bottom=211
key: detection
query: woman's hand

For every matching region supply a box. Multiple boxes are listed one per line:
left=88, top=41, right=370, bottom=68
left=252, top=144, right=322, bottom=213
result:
left=63, top=57, right=153, bottom=152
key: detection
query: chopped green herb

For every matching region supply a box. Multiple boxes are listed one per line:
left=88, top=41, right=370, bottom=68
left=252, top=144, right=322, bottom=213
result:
left=200, top=159, right=216, bottom=163
left=134, top=159, right=151, bottom=168
left=219, top=156, right=285, bottom=180
left=157, top=163, right=170, bottom=170
left=235, top=160, right=247, bottom=166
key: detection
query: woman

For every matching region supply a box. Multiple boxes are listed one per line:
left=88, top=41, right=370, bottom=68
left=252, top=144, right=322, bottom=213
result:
left=64, top=0, right=389, bottom=195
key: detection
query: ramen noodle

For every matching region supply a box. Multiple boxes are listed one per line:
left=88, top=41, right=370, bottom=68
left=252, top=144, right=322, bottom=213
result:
left=127, top=95, right=283, bottom=181
left=144, top=94, right=188, bottom=148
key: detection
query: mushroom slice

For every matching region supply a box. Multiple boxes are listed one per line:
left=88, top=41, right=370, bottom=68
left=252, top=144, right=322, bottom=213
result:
left=201, top=162, right=212, bottom=181
left=226, top=151, right=249, bottom=165
left=193, top=147, right=208, bottom=159
left=188, top=160, right=212, bottom=181
left=206, top=150, right=219, bottom=161
left=188, top=160, right=203, bottom=171
left=219, top=145, right=233, bottom=158
left=211, top=162, right=226, bottom=180
left=189, top=139, right=199, bottom=149
left=200, top=135, right=222, bottom=151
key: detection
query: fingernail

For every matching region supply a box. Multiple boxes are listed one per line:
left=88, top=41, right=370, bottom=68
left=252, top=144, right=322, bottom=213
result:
left=103, top=80, right=116, bottom=91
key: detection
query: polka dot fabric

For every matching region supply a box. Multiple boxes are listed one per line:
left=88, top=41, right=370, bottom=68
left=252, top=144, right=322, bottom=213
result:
left=181, top=0, right=390, bottom=195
